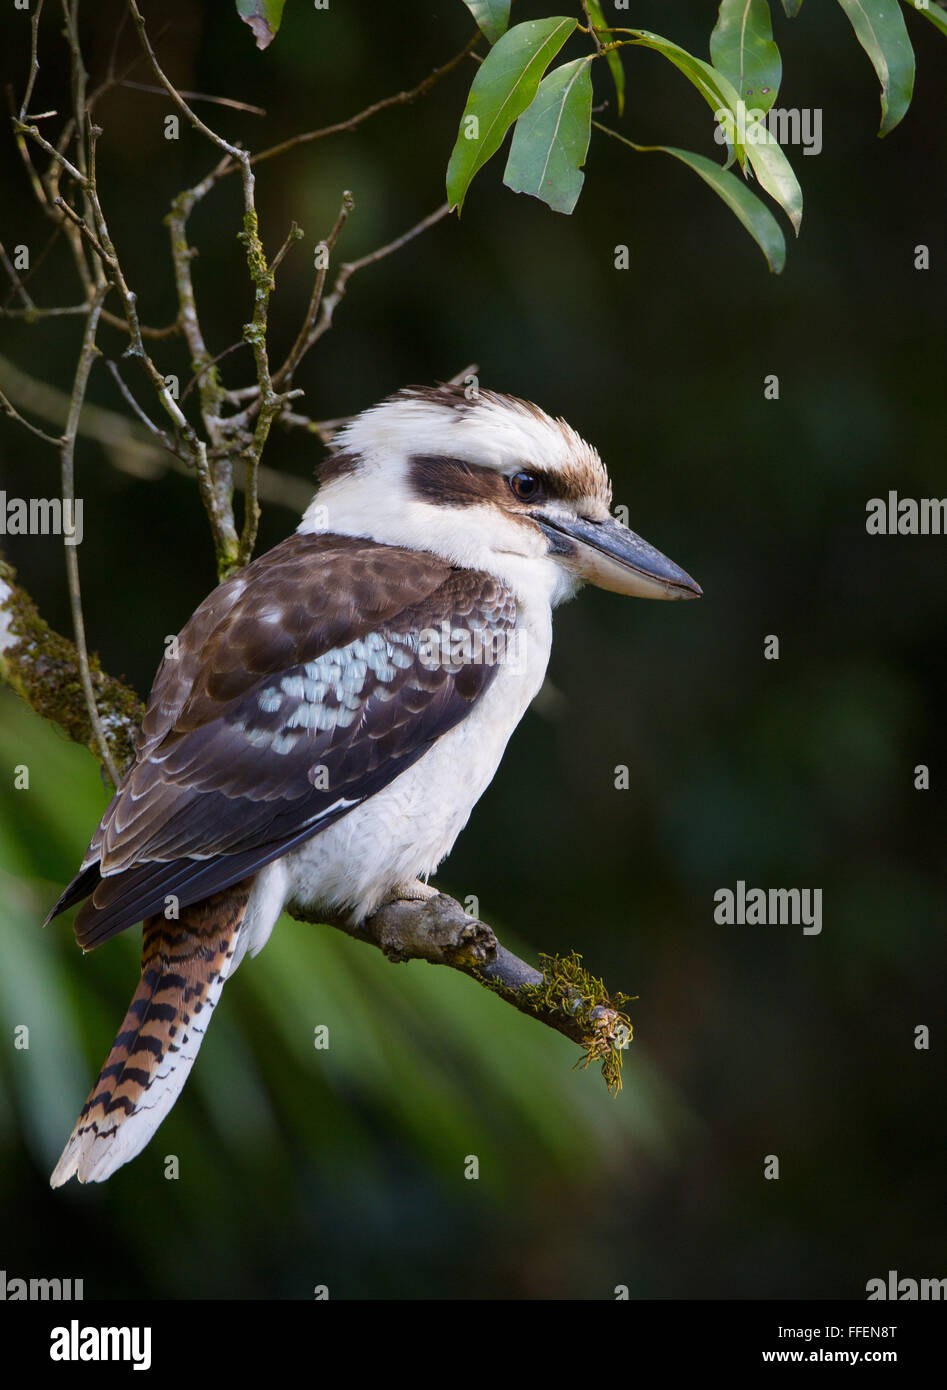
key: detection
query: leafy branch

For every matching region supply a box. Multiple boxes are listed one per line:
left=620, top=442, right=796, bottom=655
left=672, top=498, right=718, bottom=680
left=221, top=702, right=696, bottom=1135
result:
left=4, top=3, right=475, bottom=579
left=449, top=0, right=943, bottom=269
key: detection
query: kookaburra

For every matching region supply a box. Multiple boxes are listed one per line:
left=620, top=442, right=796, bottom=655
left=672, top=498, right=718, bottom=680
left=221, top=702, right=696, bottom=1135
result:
left=46, top=385, right=700, bottom=1186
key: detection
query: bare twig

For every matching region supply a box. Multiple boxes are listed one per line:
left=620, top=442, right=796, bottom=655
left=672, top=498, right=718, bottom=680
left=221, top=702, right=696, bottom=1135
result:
left=18, top=0, right=45, bottom=122
left=105, top=358, right=179, bottom=454
left=59, top=282, right=121, bottom=787
left=245, top=34, right=480, bottom=173
left=6, top=69, right=50, bottom=207
left=0, top=223, right=62, bottom=312
left=582, top=1, right=605, bottom=56
left=0, top=239, right=35, bottom=311
left=273, top=191, right=354, bottom=391
left=231, top=215, right=308, bottom=565
left=55, top=194, right=110, bottom=263
left=62, top=0, right=90, bottom=178
left=13, top=118, right=86, bottom=186
left=275, top=411, right=339, bottom=445
left=270, top=220, right=303, bottom=275
left=99, top=309, right=180, bottom=339
left=116, top=80, right=267, bottom=116
left=165, top=155, right=230, bottom=433
left=126, top=2, right=248, bottom=170
left=311, top=202, right=451, bottom=348
left=179, top=340, right=251, bottom=407
left=2, top=301, right=87, bottom=320
left=0, top=386, right=62, bottom=447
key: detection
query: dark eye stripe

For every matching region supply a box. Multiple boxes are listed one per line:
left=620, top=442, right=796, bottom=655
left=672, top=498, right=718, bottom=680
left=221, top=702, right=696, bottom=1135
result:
left=409, top=454, right=561, bottom=508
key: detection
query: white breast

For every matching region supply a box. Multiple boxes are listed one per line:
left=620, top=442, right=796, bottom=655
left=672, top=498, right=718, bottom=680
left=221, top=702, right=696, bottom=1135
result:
left=281, top=601, right=552, bottom=922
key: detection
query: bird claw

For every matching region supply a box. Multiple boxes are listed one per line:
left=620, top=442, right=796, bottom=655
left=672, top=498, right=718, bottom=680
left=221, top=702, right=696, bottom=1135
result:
left=388, top=878, right=439, bottom=905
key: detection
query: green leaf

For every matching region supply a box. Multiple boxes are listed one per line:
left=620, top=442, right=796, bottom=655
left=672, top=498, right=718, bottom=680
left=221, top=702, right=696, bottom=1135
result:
left=630, top=30, right=743, bottom=116
left=594, top=121, right=786, bottom=273
left=904, top=0, right=947, bottom=40
left=446, top=17, right=577, bottom=212
left=586, top=0, right=625, bottom=116
left=781, top=0, right=804, bottom=15
left=744, top=123, right=803, bottom=233
left=836, top=0, right=915, bottom=135
left=504, top=57, right=593, bottom=213
left=235, top=0, right=285, bottom=51
left=628, top=27, right=800, bottom=232
left=653, top=145, right=787, bottom=273
left=710, top=0, right=782, bottom=113
left=628, top=30, right=748, bottom=169
left=461, top=0, right=511, bottom=45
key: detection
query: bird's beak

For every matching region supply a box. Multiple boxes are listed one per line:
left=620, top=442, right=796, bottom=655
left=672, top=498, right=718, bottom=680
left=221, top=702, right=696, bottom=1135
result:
left=534, top=511, right=702, bottom=600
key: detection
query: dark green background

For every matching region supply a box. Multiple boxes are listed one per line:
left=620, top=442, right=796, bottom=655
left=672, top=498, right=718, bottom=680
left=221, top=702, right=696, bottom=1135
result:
left=0, top=0, right=944, bottom=1299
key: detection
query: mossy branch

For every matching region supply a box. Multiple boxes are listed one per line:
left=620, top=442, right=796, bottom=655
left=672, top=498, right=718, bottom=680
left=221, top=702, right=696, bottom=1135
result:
left=0, top=557, right=143, bottom=775
left=290, top=893, right=633, bottom=1094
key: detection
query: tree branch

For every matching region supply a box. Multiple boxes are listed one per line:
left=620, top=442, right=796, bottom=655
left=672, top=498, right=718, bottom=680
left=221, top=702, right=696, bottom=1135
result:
left=0, top=351, right=314, bottom=512
left=59, top=280, right=122, bottom=788
left=244, top=34, right=481, bottom=173
left=0, top=556, right=143, bottom=774
left=303, top=202, right=451, bottom=355
left=272, top=191, right=354, bottom=392
left=0, top=384, right=62, bottom=447
left=17, top=0, right=45, bottom=123
left=115, top=79, right=267, bottom=117
left=0, top=237, right=35, bottom=310
left=287, top=894, right=632, bottom=1092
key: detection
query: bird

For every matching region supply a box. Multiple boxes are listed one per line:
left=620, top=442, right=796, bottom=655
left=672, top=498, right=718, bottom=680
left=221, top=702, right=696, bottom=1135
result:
left=46, top=384, right=701, bottom=1186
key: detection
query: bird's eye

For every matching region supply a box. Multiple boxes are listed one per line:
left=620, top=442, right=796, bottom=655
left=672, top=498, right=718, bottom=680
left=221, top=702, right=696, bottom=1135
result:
left=509, top=471, right=541, bottom=502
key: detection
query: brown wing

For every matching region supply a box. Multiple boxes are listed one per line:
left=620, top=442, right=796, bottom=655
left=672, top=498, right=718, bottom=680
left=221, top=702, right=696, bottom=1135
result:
left=48, top=532, right=516, bottom=948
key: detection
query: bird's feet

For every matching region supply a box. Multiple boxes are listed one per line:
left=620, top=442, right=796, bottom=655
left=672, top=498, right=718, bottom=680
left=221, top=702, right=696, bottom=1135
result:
left=387, top=878, right=439, bottom=905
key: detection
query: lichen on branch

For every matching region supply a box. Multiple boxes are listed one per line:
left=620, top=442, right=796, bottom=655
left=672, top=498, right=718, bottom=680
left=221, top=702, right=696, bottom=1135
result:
left=0, top=558, right=143, bottom=775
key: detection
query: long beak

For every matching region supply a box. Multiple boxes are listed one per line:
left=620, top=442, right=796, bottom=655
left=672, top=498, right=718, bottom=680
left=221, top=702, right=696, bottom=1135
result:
left=534, top=512, right=702, bottom=600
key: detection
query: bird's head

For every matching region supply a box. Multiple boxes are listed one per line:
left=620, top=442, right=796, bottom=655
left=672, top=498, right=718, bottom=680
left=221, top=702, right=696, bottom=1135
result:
left=299, top=385, right=701, bottom=608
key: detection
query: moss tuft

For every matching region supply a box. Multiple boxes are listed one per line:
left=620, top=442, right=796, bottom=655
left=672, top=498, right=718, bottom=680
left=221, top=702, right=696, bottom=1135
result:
left=479, top=946, right=634, bottom=1095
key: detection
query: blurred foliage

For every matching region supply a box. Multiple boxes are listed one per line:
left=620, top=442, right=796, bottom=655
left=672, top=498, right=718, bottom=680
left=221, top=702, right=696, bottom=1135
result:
left=0, top=688, right=683, bottom=1297
left=0, top=0, right=945, bottom=1298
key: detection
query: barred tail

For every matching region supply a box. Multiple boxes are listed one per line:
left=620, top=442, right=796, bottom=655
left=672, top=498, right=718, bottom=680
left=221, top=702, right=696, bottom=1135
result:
left=50, top=879, right=252, bottom=1187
